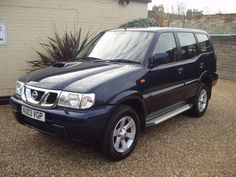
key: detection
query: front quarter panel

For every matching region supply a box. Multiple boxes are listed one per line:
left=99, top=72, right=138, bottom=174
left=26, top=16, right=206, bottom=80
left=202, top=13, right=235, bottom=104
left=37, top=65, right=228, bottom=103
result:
left=95, top=69, right=147, bottom=106
left=64, top=65, right=147, bottom=106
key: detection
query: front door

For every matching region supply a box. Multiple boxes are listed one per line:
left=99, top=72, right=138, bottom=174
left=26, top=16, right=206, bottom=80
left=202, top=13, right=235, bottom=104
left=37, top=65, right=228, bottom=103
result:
left=144, top=32, right=185, bottom=114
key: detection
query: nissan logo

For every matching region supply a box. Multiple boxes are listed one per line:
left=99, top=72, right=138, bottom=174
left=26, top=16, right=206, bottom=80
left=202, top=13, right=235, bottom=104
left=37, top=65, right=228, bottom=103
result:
left=32, top=91, right=39, bottom=100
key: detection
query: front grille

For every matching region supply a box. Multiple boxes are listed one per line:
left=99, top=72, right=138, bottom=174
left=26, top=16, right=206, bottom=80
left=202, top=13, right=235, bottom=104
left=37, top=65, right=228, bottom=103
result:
left=46, top=93, right=58, bottom=104
left=23, top=85, right=61, bottom=108
left=30, top=89, right=44, bottom=101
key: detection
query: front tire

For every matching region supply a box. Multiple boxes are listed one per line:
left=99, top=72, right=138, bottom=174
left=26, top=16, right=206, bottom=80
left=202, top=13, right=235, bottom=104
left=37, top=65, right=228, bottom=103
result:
left=189, top=83, right=209, bottom=117
left=101, top=105, right=140, bottom=161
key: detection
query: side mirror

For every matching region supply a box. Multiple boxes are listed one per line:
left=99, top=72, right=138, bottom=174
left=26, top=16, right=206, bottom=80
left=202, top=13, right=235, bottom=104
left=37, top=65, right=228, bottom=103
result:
left=150, top=53, right=170, bottom=68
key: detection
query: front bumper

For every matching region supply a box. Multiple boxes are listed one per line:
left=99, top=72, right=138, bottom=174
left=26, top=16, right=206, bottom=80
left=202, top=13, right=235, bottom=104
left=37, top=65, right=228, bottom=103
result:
left=10, top=96, right=114, bottom=143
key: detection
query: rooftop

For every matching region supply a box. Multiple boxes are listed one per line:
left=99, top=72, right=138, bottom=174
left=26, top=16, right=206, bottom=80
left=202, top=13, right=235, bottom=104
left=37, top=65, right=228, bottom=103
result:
left=110, top=27, right=207, bottom=33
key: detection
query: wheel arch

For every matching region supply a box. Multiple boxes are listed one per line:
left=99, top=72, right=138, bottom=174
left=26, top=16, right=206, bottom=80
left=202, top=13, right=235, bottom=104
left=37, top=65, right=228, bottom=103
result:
left=109, top=91, right=147, bottom=132
left=199, top=71, right=213, bottom=99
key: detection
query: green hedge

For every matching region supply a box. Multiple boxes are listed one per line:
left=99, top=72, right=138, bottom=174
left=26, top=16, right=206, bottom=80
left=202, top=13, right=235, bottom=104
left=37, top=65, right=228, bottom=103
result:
left=120, top=18, right=159, bottom=28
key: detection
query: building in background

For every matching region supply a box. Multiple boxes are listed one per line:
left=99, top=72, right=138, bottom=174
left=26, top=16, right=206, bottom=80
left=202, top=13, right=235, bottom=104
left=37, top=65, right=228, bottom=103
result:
left=0, top=0, right=150, bottom=98
left=148, top=5, right=236, bottom=33
left=186, top=9, right=203, bottom=18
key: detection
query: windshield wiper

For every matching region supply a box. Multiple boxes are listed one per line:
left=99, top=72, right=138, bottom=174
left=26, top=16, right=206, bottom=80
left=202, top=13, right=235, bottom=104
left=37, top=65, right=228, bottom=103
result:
left=71, top=56, right=102, bottom=62
left=71, top=57, right=141, bottom=64
left=110, top=59, right=141, bottom=64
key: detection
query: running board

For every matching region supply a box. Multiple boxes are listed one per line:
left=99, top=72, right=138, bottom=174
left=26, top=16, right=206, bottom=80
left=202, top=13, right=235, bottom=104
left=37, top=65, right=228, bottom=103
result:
left=146, top=104, right=192, bottom=127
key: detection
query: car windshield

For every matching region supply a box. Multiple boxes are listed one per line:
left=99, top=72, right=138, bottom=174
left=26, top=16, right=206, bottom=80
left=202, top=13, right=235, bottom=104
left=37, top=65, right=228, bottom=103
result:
left=77, top=31, right=154, bottom=63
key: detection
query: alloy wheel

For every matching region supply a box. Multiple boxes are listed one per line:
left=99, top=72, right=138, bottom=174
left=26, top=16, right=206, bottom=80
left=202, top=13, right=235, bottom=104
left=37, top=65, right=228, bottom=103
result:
left=112, top=116, right=136, bottom=153
left=198, top=89, right=208, bottom=112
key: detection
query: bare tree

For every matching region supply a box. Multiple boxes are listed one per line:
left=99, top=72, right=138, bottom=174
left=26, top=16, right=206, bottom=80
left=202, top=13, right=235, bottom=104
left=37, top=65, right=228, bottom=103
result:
left=151, top=1, right=187, bottom=27
left=175, top=1, right=187, bottom=27
left=217, top=9, right=222, bottom=14
left=171, top=5, right=175, bottom=14
left=203, top=6, right=210, bottom=15
left=176, top=1, right=186, bottom=16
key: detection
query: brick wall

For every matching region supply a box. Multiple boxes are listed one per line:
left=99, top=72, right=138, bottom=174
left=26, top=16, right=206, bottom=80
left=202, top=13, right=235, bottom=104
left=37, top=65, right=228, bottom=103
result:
left=0, top=0, right=147, bottom=96
left=211, top=36, right=236, bottom=81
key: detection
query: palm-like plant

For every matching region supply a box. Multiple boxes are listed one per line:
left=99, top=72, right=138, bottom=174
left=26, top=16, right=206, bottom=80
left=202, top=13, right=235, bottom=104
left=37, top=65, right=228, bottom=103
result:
left=28, top=28, right=92, bottom=71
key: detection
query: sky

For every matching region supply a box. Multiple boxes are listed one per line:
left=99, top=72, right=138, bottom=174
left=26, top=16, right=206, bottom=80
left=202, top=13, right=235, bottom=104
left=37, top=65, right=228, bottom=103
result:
left=148, top=0, right=236, bottom=14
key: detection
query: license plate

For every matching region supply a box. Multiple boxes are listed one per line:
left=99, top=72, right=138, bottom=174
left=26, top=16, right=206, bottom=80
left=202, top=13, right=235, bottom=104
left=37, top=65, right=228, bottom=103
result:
left=21, top=106, right=45, bottom=122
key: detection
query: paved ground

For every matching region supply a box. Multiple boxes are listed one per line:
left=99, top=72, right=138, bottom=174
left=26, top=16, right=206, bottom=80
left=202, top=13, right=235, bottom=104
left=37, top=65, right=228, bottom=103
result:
left=0, top=79, right=235, bottom=177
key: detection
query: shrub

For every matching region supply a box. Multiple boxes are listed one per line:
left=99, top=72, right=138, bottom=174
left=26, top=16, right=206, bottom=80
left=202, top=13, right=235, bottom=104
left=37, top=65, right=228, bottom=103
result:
left=28, top=28, right=92, bottom=71
left=119, top=18, right=159, bottom=28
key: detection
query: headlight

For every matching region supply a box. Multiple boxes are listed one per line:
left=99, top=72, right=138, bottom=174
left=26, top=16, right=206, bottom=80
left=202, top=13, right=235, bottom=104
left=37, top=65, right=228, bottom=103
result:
left=80, top=93, right=96, bottom=109
left=15, top=81, right=24, bottom=96
left=58, top=91, right=95, bottom=109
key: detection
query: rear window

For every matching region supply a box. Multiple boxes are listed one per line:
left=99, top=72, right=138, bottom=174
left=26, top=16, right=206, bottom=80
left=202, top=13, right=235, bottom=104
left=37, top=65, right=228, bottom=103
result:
left=177, top=32, right=198, bottom=60
left=196, top=33, right=212, bottom=53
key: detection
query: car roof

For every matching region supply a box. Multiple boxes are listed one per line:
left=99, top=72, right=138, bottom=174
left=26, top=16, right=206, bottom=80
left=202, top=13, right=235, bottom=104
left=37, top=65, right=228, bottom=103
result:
left=109, top=27, right=207, bottom=34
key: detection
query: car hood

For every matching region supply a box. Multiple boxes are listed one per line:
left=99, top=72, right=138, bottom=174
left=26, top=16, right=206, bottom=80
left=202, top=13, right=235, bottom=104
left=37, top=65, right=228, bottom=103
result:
left=19, top=61, right=142, bottom=92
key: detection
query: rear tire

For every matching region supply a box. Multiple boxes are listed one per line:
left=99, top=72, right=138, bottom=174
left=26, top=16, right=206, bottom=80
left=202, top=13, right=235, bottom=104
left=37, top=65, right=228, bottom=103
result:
left=189, top=83, right=209, bottom=117
left=101, top=105, right=140, bottom=161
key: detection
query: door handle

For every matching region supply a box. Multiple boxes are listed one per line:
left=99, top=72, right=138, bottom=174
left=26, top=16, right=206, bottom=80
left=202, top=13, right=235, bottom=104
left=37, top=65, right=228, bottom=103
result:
left=200, top=63, right=205, bottom=69
left=177, top=67, right=183, bottom=75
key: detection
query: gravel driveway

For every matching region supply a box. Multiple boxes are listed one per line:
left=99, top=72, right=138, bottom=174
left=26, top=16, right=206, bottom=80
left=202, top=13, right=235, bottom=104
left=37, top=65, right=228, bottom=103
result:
left=0, top=79, right=235, bottom=177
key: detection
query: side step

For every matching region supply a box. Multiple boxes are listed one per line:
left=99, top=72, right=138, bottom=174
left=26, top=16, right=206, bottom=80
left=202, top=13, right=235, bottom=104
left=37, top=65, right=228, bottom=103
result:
left=146, top=104, right=192, bottom=127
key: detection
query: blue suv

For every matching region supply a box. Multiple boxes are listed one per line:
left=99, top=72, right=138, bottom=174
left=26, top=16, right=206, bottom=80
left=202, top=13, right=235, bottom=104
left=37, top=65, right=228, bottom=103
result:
left=10, top=28, right=218, bottom=160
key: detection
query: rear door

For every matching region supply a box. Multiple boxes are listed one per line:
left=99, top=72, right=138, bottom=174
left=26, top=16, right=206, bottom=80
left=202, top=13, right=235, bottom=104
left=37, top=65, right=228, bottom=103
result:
left=175, top=32, right=200, bottom=99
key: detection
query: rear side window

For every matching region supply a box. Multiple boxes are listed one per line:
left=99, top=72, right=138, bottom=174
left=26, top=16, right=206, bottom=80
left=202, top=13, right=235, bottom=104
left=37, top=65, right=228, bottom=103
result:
left=177, top=33, right=198, bottom=60
left=152, top=32, right=177, bottom=63
left=196, top=33, right=212, bottom=53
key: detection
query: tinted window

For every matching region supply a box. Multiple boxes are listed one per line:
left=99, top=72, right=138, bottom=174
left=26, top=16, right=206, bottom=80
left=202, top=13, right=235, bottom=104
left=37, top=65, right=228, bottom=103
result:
left=152, top=33, right=177, bottom=63
left=196, top=33, right=212, bottom=53
left=177, top=33, right=198, bottom=60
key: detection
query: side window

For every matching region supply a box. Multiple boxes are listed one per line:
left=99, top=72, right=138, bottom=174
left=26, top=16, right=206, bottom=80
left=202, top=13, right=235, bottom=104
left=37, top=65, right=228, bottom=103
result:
left=152, top=32, right=177, bottom=63
left=177, top=33, right=198, bottom=60
left=196, top=33, right=212, bottom=53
